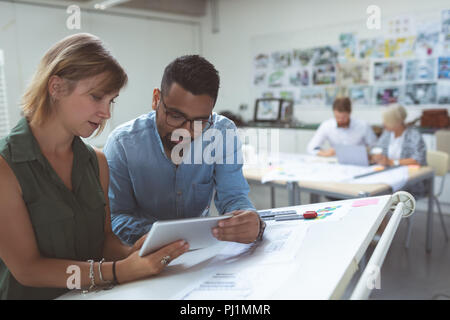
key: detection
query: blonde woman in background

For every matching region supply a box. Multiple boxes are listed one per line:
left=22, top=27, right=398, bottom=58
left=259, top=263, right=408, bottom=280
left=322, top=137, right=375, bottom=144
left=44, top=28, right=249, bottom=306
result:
left=0, top=33, right=189, bottom=300
left=372, top=105, right=427, bottom=167
left=372, top=104, right=427, bottom=197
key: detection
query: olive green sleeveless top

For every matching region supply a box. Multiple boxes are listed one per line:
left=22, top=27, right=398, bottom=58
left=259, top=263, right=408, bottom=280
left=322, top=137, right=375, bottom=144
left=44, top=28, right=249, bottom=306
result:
left=0, top=118, right=106, bottom=300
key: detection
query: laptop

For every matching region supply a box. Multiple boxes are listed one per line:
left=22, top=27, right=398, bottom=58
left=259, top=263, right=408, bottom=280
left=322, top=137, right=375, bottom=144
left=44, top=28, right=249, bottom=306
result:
left=335, top=144, right=370, bottom=166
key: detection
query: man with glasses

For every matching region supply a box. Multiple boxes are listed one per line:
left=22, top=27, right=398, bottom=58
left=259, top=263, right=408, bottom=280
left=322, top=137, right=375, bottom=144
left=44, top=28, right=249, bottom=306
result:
left=103, top=55, right=264, bottom=247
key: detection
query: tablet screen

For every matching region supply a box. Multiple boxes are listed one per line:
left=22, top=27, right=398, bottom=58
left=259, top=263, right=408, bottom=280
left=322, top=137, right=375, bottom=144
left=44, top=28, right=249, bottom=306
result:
left=139, top=215, right=229, bottom=257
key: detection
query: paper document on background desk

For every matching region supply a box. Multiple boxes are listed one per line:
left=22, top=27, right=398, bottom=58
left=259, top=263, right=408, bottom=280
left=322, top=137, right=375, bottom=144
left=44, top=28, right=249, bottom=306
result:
left=348, top=166, right=409, bottom=191
left=261, top=162, right=376, bottom=184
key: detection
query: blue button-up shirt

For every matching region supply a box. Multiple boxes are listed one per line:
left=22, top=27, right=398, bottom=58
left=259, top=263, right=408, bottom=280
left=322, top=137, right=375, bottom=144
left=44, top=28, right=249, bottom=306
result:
left=103, top=111, right=255, bottom=245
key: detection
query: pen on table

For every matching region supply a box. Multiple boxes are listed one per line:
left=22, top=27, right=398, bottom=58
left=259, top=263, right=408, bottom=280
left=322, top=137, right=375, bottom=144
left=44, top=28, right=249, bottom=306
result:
left=353, top=165, right=398, bottom=179
left=201, top=206, right=210, bottom=217
left=274, top=211, right=317, bottom=221
left=258, top=209, right=297, bottom=220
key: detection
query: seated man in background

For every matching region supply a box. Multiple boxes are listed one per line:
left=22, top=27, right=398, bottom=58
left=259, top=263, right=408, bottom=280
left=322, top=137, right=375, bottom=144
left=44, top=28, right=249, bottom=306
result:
left=307, top=97, right=377, bottom=157
left=103, top=55, right=264, bottom=247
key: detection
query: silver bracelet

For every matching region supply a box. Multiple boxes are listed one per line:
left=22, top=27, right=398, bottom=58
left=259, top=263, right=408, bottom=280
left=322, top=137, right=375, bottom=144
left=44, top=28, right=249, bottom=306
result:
left=98, top=258, right=106, bottom=282
left=98, top=258, right=114, bottom=290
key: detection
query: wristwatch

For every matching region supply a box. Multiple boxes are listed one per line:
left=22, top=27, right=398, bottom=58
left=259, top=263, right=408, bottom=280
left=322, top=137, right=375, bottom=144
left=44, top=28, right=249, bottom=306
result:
left=255, top=218, right=266, bottom=242
left=393, top=159, right=400, bottom=166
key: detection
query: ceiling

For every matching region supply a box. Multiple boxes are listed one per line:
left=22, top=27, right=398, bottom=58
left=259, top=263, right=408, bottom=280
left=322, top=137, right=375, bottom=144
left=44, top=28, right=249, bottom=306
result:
left=61, top=0, right=208, bottom=17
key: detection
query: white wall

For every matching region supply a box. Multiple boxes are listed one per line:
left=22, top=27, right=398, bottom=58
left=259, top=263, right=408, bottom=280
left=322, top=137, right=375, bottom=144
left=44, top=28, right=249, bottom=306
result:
left=200, top=0, right=450, bottom=124
left=199, top=0, right=450, bottom=213
left=3, top=0, right=449, bottom=140
left=0, top=1, right=201, bottom=146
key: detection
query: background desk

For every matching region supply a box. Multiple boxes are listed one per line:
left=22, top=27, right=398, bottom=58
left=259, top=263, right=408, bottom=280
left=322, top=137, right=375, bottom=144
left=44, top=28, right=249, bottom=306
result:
left=59, top=195, right=393, bottom=300
left=243, top=162, right=435, bottom=252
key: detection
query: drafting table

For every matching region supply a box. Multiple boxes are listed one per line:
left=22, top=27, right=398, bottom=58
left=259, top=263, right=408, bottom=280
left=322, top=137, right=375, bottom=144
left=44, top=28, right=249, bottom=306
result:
left=243, top=154, right=435, bottom=252
left=58, top=194, right=407, bottom=300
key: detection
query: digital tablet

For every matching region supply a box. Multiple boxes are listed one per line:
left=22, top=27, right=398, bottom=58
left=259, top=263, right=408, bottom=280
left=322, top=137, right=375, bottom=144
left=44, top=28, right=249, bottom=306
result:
left=139, top=215, right=230, bottom=257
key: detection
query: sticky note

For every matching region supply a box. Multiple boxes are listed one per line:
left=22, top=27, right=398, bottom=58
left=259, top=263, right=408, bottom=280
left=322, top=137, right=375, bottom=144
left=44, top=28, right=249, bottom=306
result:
left=352, top=198, right=380, bottom=207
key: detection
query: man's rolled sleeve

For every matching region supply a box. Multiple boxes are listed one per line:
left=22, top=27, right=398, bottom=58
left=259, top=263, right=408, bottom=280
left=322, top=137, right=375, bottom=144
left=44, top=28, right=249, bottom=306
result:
left=110, top=213, right=154, bottom=246
left=307, top=122, right=327, bottom=155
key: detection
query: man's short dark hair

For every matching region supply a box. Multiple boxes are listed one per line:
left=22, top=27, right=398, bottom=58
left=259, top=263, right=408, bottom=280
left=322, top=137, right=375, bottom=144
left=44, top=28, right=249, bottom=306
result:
left=161, top=55, right=220, bottom=103
left=332, top=97, right=352, bottom=113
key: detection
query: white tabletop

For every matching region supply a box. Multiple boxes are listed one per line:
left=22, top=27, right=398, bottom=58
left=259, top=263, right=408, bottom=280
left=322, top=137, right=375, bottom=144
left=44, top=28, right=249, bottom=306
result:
left=58, top=195, right=393, bottom=300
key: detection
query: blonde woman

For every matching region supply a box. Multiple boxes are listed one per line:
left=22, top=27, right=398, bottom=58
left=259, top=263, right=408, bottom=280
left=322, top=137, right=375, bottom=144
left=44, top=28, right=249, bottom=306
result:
left=372, top=105, right=427, bottom=167
left=0, top=33, right=189, bottom=300
left=372, top=104, right=427, bottom=197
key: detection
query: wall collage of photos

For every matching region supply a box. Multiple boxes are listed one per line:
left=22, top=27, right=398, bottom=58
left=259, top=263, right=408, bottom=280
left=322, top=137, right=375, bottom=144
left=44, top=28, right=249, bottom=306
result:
left=252, top=9, right=450, bottom=113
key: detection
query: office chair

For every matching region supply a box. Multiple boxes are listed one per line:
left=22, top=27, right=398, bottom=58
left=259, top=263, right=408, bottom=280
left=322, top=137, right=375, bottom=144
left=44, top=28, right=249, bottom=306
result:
left=436, top=130, right=450, bottom=169
left=405, top=150, right=449, bottom=248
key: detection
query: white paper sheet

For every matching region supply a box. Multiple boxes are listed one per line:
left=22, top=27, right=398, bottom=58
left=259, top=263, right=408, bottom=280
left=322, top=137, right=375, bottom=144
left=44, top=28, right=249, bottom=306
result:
left=349, top=165, right=409, bottom=191
left=172, top=222, right=309, bottom=300
left=261, top=154, right=377, bottom=183
left=206, top=221, right=309, bottom=266
left=174, top=263, right=297, bottom=300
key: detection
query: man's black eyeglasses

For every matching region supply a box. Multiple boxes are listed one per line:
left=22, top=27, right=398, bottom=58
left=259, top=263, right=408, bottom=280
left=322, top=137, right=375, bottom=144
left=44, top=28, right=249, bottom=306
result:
left=159, top=95, right=213, bottom=131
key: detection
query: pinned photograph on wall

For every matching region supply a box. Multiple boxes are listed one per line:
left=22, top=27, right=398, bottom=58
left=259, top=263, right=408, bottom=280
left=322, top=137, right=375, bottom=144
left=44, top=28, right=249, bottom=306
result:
left=359, top=38, right=385, bottom=59
left=253, top=70, right=267, bottom=86
left=324, top=87, right=337, bottom=105
left=442, top=33, right=450, bottom=55
left=385, top=15, right=416, bottom=38
left=437, top=82, right=450, bottom=104
left=375, top=86, right=401, bottom=105
left=405, top=59, right=435, bottom=81
left=336, top=60, right=370, bottom=85
left=299, top=87, right=326, bottom=106
left=373, top=61, right=403, bottom=82
left=268, top=69, right=287, bottom=87
left=442, top=9, right=450, bottom=34
left=261, top=91, right=275, bottom=99
left=339, top=33, right=357, bottom=61
left=313, top=64, right=336, bottom=85
left=404, top=83, right=437, bottom=105
left=438, top=57, right=450, bottom=79
left=288, top=68, right=310, bottom=86
left=271, top=51, right=292, bottom=69
left=384, top=37, right=415, bottom=58
left=312, top=46, right=338, bottom=66
left=279, top=88, right=300, bottom=104
left=415, top=22, right=440, bottom=58
left=292, top=48, right=314, bottom=67
left=349, top=86, right=373, bottom=105
left=324, top=86, right=348, bottom=105
left=254, top=53, right=270, bottom=69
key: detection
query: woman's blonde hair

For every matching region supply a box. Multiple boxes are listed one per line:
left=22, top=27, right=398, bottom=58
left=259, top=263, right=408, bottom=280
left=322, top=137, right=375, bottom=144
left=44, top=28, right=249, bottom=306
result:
left=21, top=33, right=127, bottom=134
left=382, top=104, right=407, bottom=128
